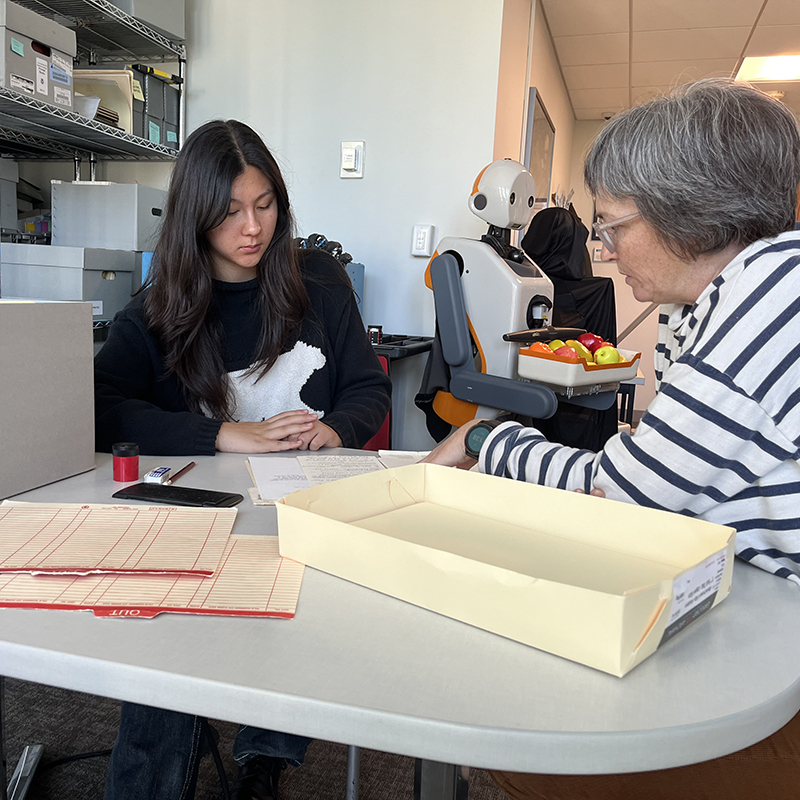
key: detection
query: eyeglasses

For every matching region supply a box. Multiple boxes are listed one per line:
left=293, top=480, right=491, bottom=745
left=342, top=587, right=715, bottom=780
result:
left=593, top=212, right=640, bottom=253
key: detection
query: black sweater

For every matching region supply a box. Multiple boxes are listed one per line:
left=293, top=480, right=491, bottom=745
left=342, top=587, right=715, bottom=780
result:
left=94, top=250, right=391, bottom=455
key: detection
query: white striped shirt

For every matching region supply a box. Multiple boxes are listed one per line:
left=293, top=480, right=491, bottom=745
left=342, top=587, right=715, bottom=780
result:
left=480, top=231, right=800, bottom=585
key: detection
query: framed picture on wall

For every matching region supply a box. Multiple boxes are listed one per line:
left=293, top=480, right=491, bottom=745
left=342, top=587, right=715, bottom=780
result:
left=523, top=87, right=555, bottom=210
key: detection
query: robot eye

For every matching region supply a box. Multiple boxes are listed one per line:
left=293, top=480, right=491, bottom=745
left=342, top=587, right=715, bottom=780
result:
left=509, top=192, right=516, bottom=205
left=528, top=196, right=534, bottom=207
left=473, top=193, right=487, bottom=210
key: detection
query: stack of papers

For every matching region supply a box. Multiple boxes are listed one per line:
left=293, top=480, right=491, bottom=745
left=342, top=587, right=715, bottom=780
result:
left=0, top=502, right=234, bottom=576
left=0, top=501, right=304, bottom=619
left=247, top=451, right=428, bottom=504
left=0, top=535, right=303, bottom=619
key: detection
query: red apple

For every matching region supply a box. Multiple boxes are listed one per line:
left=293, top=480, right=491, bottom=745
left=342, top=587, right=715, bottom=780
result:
left=553, top=345, right=579, bottom=359
left=577, top=332, right=605, bottom=353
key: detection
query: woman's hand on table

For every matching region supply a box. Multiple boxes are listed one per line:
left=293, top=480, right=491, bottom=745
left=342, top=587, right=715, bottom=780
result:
left=293, top=420, right=343, bottom=451
left=419, top=421, right=480, bottom=470
left=215, top=410, right=318, bottom=453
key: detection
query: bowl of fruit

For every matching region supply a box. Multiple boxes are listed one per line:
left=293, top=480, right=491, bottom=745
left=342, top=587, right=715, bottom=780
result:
left=516, top=332, right=641, bottom=395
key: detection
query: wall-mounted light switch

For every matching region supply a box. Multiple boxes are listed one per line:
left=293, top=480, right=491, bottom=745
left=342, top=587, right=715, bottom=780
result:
left=340, top=141, right=364, bottom=178
left=412, top=225, right=435, bottom=257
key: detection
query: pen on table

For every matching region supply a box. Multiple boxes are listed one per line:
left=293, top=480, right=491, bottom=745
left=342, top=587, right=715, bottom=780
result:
left=167, top=462, right=196, bottom=485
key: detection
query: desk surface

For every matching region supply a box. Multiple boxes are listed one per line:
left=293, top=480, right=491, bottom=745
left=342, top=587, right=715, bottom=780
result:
left=2, top=453, right=800, bottom=775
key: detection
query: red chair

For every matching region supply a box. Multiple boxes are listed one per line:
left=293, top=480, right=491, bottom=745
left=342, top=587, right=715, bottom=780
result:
left=362, top=355, right=390, bottom=451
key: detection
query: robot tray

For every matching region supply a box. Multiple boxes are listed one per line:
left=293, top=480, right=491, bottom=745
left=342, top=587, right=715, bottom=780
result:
left=517, top=347, right=641, bottom=393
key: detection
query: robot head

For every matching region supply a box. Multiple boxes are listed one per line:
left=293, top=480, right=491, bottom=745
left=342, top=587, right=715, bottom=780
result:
left=468, top=159, right=537, bottom=230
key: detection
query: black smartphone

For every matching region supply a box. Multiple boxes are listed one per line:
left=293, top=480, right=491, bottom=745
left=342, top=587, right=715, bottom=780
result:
left=111, top=483, right=243, bottom=508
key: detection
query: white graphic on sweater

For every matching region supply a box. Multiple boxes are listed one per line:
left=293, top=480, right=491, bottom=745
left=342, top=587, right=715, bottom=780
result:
left=227, top=341, right=326, bottom=422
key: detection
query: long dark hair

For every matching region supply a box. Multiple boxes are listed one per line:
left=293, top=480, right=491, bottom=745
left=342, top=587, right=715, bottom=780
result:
left=143, top=120, right=309, bottom=420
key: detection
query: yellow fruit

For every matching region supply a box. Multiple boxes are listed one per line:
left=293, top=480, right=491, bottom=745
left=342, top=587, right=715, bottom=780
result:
left=566, top=339, right=594, bottom=363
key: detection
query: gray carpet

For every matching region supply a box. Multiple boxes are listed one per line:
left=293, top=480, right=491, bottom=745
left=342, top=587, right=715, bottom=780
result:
left=3, top=679, right=507, bottom=800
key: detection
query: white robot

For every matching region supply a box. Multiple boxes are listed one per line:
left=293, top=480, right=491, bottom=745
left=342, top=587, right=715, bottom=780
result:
left=423, top=159, right=575, bottom=427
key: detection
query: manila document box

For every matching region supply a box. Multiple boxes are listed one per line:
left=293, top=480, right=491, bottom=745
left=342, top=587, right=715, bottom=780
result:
left=0, top=301, right=94, bottom=499
left=277, top=464, right=735, bottom=677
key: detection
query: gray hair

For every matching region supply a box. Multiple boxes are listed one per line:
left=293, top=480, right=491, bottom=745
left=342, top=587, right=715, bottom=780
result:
left=584, top=78, right=800, bottom=260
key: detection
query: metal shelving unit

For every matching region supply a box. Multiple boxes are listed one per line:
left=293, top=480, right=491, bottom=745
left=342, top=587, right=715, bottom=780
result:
left=0, top=0, right=184, bottom=160
left=0, top=88, right=177, bottom=160
left=12, top=0, right=185, bottom=62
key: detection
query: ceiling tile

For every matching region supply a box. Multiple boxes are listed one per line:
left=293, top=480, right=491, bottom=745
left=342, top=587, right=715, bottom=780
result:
left=542, top=0, right=628, bottom=37
left=759, top=0, right=800, bottom=26
left=631, top=85, right=677, bottom=104
left=632, top=58, right=738, bottom=85
left=562, top=63, right=629, bottom=90
left=574, top=107, right=625, bottom=120
left=745, top=25, right=800, bottom=56
left=569, top=86, right=630, bottom=108
left=632, top=28, right=750, bottom=61
left=554, top=33, right=629, bottom=66
left=633, top=0, right=762, bottom=31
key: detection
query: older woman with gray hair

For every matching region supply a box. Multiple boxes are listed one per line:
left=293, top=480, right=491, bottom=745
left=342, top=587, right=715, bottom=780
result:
left=424, top=78, right=800, bottom=798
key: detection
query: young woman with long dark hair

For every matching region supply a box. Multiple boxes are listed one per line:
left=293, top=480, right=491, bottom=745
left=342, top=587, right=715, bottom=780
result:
left=96, top=120, right=391, bottom=800
left=95, top=119, right=390, bottom=457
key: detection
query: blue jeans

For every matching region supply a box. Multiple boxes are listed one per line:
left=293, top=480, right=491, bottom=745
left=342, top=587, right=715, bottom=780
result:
left=104, top=702, right=312, bottom=800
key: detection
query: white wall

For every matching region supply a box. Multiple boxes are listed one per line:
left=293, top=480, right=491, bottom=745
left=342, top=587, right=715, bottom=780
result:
left=186, top=0, right=506, bottom=340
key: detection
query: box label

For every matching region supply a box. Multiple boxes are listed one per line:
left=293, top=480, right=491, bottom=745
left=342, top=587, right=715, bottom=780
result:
left=132, top=79, right=145, bottom=102
left=91, top=301, right=103, bottom=317
left=49, top=64, right=71, bottom=86
left=10, top=38, right=24, bottom=57
left=10, top=74, right=34, bottom=96
left=35, top=58, right=48, bottom=95
left=167, top=130, right=178, bottom=142
left=659, top=548, right=727, bottom=647
left=148, top=120, right=161, bottom=144
left=51, top=52, right=73, bottom=77
left=53, top=86, right=71, bottom=107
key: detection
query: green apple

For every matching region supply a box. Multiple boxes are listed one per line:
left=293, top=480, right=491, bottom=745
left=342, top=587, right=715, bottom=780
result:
left=594, top=345, right=622, bottom=365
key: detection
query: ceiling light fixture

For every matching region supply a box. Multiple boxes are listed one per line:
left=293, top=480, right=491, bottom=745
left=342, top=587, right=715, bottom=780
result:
left=735, top=55, right=800, bottom=82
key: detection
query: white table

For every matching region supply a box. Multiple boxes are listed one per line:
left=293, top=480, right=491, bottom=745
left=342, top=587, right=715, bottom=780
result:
left=2, top=453, right=800, bottom=798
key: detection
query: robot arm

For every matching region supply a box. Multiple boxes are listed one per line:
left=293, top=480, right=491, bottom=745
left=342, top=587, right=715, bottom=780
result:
left=430, top=253, right=558, bottom=419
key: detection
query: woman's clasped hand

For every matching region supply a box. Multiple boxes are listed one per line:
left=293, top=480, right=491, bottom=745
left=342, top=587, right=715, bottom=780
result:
left=215, top=409, right=342, bottom=453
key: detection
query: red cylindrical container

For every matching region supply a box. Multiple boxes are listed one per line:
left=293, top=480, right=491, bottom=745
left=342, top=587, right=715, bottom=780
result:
left=112, top=442, right=140, bottom=482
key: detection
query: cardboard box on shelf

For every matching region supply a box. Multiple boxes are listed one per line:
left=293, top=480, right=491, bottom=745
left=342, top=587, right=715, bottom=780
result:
left=108, top=0, right=185, bottom=42
left=163, top=121, right=178, bottom=150
left=128, top=64, right=180, bottom=148
left=145, top=114, right=161, bottom=145
left=50, top=180, right=166, bottom=251
left=0, top=300, right=94, bottom=500
left=0, top=243, right=136, bottom=321
left=277, top=464, right=735, bottom=677
left=73, top=69, right=134, bottom=133
left=0, top=0, right=76, bottom=110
